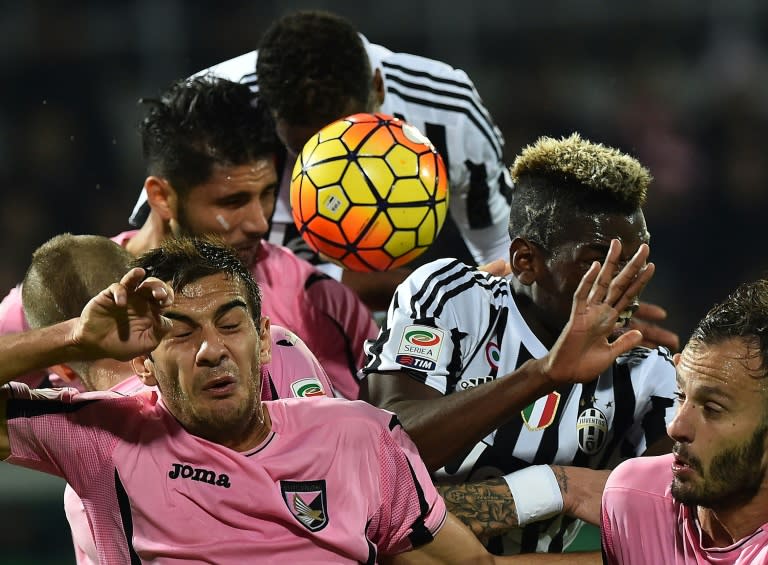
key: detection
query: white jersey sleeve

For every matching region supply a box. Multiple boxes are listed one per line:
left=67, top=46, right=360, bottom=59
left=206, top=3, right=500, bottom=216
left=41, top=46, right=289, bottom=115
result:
left=361, top=258, right=499, bottom=394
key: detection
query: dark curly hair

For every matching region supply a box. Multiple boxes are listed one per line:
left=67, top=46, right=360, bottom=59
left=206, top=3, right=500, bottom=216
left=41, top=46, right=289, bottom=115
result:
left=139, top=76, right=280, bottom=195
left=256, top=10, right=372, bottom=127
left=132, top=235, right=262, bottom=323
left=508, top=133, right=651, bottom=251
left=690, top=279, right=768, bottom=380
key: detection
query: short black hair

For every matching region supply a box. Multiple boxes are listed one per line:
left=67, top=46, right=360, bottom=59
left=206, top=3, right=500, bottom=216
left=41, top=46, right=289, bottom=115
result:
left=690, top=279, right=768, bottom=380
left=131, top=235, right=262, bottom=323
left=508, top=133, right=652, bottom=250
left=139, top=76, right=279, bottom=195
left=256, top=10, right=372, bottom=126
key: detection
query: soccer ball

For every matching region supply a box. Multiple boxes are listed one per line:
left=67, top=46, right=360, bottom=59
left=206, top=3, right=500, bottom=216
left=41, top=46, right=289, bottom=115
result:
left=289, top=112, right=449, bottom=272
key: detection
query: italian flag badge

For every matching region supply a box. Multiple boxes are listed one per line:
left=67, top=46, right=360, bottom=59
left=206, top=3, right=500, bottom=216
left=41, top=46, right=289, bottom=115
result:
left=521, top=391, right=561, bottom=431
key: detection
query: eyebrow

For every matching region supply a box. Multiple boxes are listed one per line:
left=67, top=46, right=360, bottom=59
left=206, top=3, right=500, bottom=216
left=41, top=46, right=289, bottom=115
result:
left=163, top=299, right=249, bottom=325
left=675, top=375, right=733, bottom=401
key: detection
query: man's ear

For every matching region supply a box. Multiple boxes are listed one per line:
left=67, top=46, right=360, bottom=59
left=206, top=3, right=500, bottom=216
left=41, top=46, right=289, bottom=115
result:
left=144, top=176, right=177, bottom=222
left=372, top=68, right=385, bottom=106
left=258, top=317, right=272, bottom=366
left=131, top=356, right=158, bottom=387
left=49, top=364, right=79, bottom=383
left=509, top=237, right=544, bottom=286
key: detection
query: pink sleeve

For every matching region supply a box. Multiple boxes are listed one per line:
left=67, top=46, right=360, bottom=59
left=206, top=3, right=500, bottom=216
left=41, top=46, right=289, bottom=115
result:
left=0, top=286, right=46, bottom=387
left=0, top=285, right=28, bottom=334
left=304, top=277, right=379, bottom=399
left=266, top=325, right=335, bottom=399
left=3, top=383, right=123, bottom=489
left=64, top=484, right=99, bottom=565
left=367, top=416, right=447, bottom=554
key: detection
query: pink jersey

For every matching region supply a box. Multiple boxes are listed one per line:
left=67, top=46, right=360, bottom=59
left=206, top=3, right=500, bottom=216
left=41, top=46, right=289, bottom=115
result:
left=63, top=324, right=334, bottom=565
left=602, top=454, right=768, bottom=564
left=5, top=384, right=445, bottom=564
left=244, top=238, right=377, bottom=399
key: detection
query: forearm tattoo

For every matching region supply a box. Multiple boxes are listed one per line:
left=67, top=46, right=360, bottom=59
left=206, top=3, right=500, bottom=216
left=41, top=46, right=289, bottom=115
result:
left=552, top=464, right=568, bottom=495
left=436, top=478, right=518, bottom=543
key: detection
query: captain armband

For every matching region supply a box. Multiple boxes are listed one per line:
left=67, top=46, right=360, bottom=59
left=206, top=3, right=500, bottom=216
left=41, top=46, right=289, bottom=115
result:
left=502, top=465, right=563, bottom=526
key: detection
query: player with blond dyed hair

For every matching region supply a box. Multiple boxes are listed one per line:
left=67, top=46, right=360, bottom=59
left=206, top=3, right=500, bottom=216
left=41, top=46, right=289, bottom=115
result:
left=361, top=134, right=678, bottom=558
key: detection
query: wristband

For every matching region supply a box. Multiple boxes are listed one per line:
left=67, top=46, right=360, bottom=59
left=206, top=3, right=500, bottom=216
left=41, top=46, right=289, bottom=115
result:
left=502, top=465, right=564, bottom=526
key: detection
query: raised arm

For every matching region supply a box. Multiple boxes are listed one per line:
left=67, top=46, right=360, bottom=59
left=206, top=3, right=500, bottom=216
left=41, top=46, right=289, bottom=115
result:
left=363, top=240, right=654, bottom=470
left=0, top=268, right=172, bottom=383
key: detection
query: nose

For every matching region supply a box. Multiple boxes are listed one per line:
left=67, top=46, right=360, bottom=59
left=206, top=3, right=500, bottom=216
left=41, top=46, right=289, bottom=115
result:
left=195, top=326, right=228, bottom=367
left=667, top=400, right=694, bottom=444
left=240, top=199, right=270, bottom=238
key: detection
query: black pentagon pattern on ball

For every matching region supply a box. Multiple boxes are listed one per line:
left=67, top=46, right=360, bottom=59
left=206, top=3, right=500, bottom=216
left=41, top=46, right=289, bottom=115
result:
left=290, top=113, right=448, bottom=272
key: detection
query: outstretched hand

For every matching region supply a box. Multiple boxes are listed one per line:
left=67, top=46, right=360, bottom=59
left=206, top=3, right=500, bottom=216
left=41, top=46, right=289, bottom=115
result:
left=71, top=267, right=174, bottom=361
left=629, top=301, right=680, bottom=351
left=543, top=239, right=655, bottom=385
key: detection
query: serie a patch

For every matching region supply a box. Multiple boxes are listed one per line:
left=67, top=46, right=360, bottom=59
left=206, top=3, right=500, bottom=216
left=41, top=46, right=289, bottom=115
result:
left=290, top=377, right=326, bottom=398
left=395, top=325, right=445, bottom=371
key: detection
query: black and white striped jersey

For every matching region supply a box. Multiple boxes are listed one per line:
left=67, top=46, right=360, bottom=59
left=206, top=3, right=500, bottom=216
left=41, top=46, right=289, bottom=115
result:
left=129, top=39, right=513, bottom=269
left=360, top=258, right=677, bottom=554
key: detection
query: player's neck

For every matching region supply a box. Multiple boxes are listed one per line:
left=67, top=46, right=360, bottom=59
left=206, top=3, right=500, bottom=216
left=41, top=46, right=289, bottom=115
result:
left=511, top=287, right=558, bottom=348
left=697, top=486, right=768, bottom=546
left=219, top=402, right=273, bottom=453
left=124, top=213, right=168, bottom=257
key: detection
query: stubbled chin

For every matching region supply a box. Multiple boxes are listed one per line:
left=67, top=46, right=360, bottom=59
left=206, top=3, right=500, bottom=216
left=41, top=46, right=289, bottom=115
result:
left=236, top=248, right=258, bottom=266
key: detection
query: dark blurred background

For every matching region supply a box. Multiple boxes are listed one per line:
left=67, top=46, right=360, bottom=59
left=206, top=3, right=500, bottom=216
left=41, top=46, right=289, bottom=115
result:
left=1, top=0, right=766, bottom=562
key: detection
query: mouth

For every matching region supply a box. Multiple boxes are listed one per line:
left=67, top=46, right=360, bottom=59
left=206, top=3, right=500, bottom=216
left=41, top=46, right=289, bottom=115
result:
left=201, top=375, right=237, bottom=397
left=233, top=241, right=261, bottom=260
left=671, top=447, right=697, bottom=478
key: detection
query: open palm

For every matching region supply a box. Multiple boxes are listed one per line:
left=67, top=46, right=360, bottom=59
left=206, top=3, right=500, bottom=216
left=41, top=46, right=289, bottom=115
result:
left=544, top=240, right=655, bottom=385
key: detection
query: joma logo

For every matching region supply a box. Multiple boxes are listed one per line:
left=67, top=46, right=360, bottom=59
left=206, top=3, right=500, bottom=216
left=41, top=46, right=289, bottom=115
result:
left=168, top=463, right=231, bottom=488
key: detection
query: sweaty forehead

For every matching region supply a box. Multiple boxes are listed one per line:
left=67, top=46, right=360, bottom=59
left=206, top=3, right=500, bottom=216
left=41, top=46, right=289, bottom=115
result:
left=172, top=274, right=246, bottom=309
left=678, top=338, right=764, bottom=392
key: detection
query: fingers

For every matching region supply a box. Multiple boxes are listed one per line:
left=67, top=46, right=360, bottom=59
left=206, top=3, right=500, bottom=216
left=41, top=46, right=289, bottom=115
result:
left=477, top=258, right=512, bottom=277
left=634, top=301, right=668, bottom=321
left=630, top=318, right=681, bottom=351
left=587, top=239, right=622, bottom=305
left=108, top=268, right=147, bottom=307
left=609, top=328, right=644, bottom=357
left=136, top=277, right=174, bottom=308
left=612, top=262, right=654, bottom=316
left=601, top=243, right=650, bottom=307
left=572, top=261, right=602, bottom=308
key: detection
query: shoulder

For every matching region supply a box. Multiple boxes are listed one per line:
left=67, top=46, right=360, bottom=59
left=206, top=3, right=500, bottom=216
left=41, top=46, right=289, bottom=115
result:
left=270, top=398, right=395, bottom=434
left=401, top=259, right=509, bottom=308
left=5, top=384, right=157, bottom=426
left=616, top=346, right=676, bottom=378
left=0, top=284, right=26, bottom=333
left=605, top=454, right=674, bottom=498
left=378, top=49, right=475, bottom=87
left=193, top=51, right=259, bottom=83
